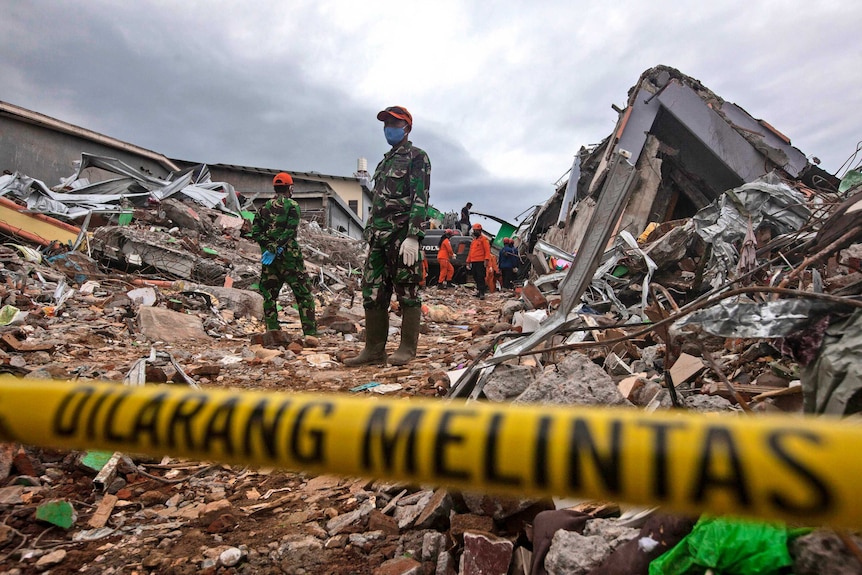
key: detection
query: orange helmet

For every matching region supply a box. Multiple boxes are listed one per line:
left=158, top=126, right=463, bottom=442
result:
left=273, top=172, right=293, bottom=186
left=472, top=223, right=482, bottom=231
left=444, top=229, right=454, bottom=235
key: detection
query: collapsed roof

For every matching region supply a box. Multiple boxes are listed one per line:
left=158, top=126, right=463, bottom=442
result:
left=534, top=65, right=837, bottom=256
left=0, top=152, right=242, bottom=220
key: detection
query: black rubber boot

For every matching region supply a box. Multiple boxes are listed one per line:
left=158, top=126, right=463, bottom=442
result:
left=343, top=308, right=389, bottom=366
left=389, top=306, right=420, bottom=366
left=300, top=308, right=318, bottom=336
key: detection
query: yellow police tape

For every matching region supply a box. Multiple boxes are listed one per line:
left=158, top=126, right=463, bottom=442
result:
left=0, top=375, right=859, bottom=528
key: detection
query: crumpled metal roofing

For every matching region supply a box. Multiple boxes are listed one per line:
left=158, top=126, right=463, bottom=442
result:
left=0, top=152, right=241, bottom=219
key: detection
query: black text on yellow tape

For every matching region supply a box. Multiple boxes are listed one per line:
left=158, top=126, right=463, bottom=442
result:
left=1, top=376, right=859, bottom=528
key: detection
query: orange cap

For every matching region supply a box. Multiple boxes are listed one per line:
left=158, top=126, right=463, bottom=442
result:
left=377, top=106, right=412, bottom=126
left=472, top=223, right=482, bottom=231
left=273, top=172, right=293, bottom=186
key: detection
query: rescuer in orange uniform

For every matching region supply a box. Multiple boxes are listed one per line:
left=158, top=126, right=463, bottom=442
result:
left=466, top=223, right=491, bottom=299
left=437, top=229, right=456, bottom=288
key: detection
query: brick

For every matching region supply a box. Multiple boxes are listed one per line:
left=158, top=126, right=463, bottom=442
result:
left=461, top=531, right=513, bottom=575
left=520, top=283, right=547, bottom=310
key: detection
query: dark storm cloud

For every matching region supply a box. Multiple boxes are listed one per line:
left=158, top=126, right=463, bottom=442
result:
left=2, top=1, right=861, bottom=228
left=0, top=2, right=547, bottom=223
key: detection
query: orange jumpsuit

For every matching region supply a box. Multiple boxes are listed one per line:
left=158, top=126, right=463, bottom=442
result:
left=438, top=237, right=455, bottom=284
left=486, top=253, right=500, bottom=294
left=467, top=234, right=492, bottom=296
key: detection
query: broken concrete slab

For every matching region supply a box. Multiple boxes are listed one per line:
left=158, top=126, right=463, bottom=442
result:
left=138, top=306, right=211, bottom=343
left=515, top=352, right=633, bottom=407
left=482, top=364, right=535, bottom=402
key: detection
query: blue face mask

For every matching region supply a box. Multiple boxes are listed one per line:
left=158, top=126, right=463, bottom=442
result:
left=384, top=126, right=406, bottom=146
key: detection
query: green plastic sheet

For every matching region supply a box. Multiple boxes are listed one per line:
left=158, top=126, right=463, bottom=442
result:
left=838, top=169, right=862, bottom=194
left=649, top=516, right=794, bottom=575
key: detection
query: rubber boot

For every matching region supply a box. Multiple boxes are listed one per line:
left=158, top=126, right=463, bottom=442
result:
left=265, top=316, right=280, bottom=331
left=343, top=308, right=389, bottom=366
left=300, top=308, right=318, bottom=336
left=389, top=306, right=420, bottom=366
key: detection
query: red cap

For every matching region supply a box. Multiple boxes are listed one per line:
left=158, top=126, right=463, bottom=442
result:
left=377, top=106, right=412, bottom=126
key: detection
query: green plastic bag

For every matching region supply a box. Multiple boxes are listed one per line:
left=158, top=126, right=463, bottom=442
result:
left=649, top=516, right=794, bottom=575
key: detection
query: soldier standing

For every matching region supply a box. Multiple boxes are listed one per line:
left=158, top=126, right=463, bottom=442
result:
left=251, top=172, right=317, bottom=335
left=344, top=106, right=430, bottom=367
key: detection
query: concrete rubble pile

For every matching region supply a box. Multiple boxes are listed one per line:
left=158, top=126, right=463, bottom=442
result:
left=0, top=65, right=861, bottom=574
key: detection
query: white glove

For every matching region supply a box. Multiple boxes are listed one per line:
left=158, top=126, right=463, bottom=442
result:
left=399, top=236, right=419, bottom=266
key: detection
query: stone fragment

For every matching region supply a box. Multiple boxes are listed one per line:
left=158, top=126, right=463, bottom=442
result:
left=461, top=531, right=513, bottom=575
left=545, top=530, right=611, bottom=574
left=207, top=512, right=238, bottom=533
left=435, top=550, right=457, bottom=575
left=12, top=448, right=44, bottom=477
left=394, top=491, right=433, bottom=530
left=142, top=553, right=165, bottom=569
left=306, top=474, right=342, bottom=490
left=140, top=489, right=170, bottom=506
left=462, top=492, right=538, bottom=521
left=219, top=546, right=243, bottom=567
left=500, top=300, right=525, bottom=322
left=483, top=364, right=535, bottom=402
left=325, top=534, right=348, bottom=549
left=251, top=330, right=293, bottom=348
left=348, top=530, right=384, bottom=549
left=198, top=499, right=233, bottom=525
left=449, top=513, right=494, bottom=542
left=414, top=489, right=452, bottom=530
left=373, top=556, right=422, bottom=575
left=138, top=306, right=210, bottom=343
left=617, top=374, right=647, bottom=400
left=422, top=531, right=448, bottom=561
left=790, top=530, right=862, bottom=575
left=515, top=352, right=632, bottom=407
left=35, top=549, right=67, bottom=568
left=368, top=509, right=400, bottom=535
left=0, top=443, right=15, bottom=481
left=330, top=320, right=356, bottom=334
left=279, top=535, right=324, bottom=553
left=684, top=393, right=735, bottom=412
left=326, top=501, right=373, bottom=535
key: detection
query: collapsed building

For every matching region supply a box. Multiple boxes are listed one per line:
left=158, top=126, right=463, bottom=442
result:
left=454, top=66, right=862, bottom=413
left=0, top=66, right=860, bottom=574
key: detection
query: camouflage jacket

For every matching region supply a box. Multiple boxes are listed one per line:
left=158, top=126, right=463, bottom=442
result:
left=365, top=140, right=430, bottom=244
left=250, top=196, right=302, bottom=256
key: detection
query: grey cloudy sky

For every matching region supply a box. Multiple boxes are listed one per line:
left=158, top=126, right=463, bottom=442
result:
left=2, top=1, right=860, bottom=224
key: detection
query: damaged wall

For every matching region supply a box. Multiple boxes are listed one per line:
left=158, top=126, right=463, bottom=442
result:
left=534, top=65, right=828, bottom=258
left=0, top=100, right=177, bottom=184
left=205, top=163, right=372, bottom=223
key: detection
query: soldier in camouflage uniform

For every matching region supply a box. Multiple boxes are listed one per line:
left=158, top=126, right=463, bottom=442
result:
left=251, top=172, right=317, bottom=335
left=344, top=106, right=430, bottom=367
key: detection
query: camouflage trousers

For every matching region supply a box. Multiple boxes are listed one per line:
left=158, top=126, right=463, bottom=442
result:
left=361, top=239, right=423, bottom=310
left=258, top=256, right=317, bottom=335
